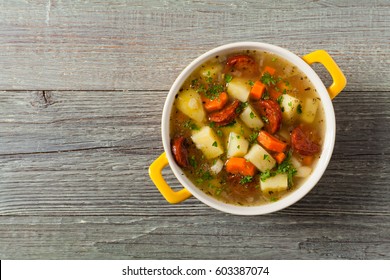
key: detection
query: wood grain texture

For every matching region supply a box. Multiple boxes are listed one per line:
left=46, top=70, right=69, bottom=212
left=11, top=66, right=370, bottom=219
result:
left=0, top=90, right=389, bottom=259
left=1, top=215, right=389, bottom=259
left=1, top=0, right=390, bottom=260
left=0, top=0, right=389, bottom=91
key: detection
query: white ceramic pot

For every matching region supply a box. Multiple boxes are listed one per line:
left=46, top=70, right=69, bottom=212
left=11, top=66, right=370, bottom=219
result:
left=149, top=42, right=346, bottom=215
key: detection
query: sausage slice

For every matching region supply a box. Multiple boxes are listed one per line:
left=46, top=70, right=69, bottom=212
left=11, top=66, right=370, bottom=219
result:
left=171, top=136, right=189, bottom=167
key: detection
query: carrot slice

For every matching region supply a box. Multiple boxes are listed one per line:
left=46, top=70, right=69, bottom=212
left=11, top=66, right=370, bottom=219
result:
left=225, top=157, right=257, bottom=177
left=277, top=81, right=290, bottom=93
left=273, top=152, right=286, bottom=164
left=257, top=130, right=287, bottom=153
left=250, top=81, right=266, bottom=100
left=302, top=155, right=314, bottom=166
left=268, top=88, right=282, bottom=100
left=201, top=92, right=228, bottom=112
left=263, top=66, right=276, bottom=76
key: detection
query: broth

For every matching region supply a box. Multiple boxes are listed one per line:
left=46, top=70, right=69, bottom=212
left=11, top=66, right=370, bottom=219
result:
left=170, top=50, right=325, bottom=206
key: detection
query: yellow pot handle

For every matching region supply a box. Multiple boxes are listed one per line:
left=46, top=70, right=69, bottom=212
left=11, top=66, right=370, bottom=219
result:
left=302, top=50, right=347, bottom=99
left=149, top=152, right=192, bottom=204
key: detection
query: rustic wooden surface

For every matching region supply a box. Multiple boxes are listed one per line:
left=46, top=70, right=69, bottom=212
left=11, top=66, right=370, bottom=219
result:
left=0, top=0, right=389, bottom=259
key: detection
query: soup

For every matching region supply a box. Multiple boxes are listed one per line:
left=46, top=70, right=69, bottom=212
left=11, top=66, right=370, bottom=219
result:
left=170, top=50, right=325, bottom=206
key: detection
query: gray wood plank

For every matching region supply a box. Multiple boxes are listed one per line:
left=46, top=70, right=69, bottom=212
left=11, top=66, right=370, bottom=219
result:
left=0, top=90, right=389, bottom=217
left=1, top=0, right=390, bottom=260
left=0, top=215, right=389, bottom=259
left=0, top=0, right=389, bottom=91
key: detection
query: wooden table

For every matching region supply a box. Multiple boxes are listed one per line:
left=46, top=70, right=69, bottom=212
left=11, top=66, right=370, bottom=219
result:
left=1, top=0, right=389, bottom=259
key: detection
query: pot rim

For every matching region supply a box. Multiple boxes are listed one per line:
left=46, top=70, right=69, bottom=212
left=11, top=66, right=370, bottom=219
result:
left=161, top=42, right=336, bottom=215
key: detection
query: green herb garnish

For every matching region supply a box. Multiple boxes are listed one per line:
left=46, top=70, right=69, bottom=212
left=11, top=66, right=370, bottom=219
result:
left=250, top=111, right=255, bottom=119
left=224, top=74, right=233, bottom=83
left=236, top=101, right=248, bottom=114
left=189, top=156, right=197, bottom=168
left=239, top=176, right=253, bottom=184
left=205, top=84, right=224, bottom=100
left=215, top=188, right=223, bottom=196
left=222, top=120, right=237, bottom=127
left=184, top=120, right=199, bottom=130
left=248, top=131, right=259, bottom=144
left=259, top=152, right=297, bottom=187
left=212, top=141, right=218, bottom=147
left=261, top=116, right=269, bottom=124
left=297, top=104, right=303, bottom=114
left=277, top=95, right=284, bottom=105
left=261, top=72, right=277, bottom=86
left=260, top=170, right=272, bottom=182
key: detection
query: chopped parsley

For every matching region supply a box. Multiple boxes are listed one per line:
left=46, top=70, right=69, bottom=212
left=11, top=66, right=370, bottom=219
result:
left=216, top=129, right=223, bottom=137
left=184, top=120, right=199, bottom=130
left=260, top=170, right=272, bottom=182
left=275, top=154, right=297, bottom=187
left=236, top=101, right=248, bottom=114
left=248, top=131, right=259, bottom=144
left=189, top=156, right=197, bottom=168
left=276, top=95, right=284, bottom=105
left=263, top=154, right=269, bottom=160
left=260, top=152, right=297, bottom=187
left=261, top=72, right=278, bottom=86
left=248, top=80, right=255, bottom=86
left=239, top=176, right=253, bottom=184
left=221, top=120, right=236, bottom=127
left=288, top=101, right=293, bottom=107
left=237, top=145, right=240, bottom=149
left=209, top=121, right=215, bottom=128
left=224, top=74, right=233, bottom=83
left=215, top=188, right=223, bottom=196
left=191, top=79, right=199, bottom=87
left=297, top=104, right=303, bottom=114
left=250, top=111, right=255, bottom=119
left=196, top=170, right=214, bottom=183
left=262, top=90, right=270, bottom=100
left=270, top=197, right=279, bottom=202
left=212, top=141, right=218, bottom=147
left=205, top=84, right=224, bottom=100
left=271, top=57, right=278, bottom=62
left=261, top=116, right=269, bottom=124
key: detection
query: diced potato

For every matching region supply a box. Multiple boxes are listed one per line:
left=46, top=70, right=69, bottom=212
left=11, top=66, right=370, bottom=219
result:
left=240, top=105, right=264, bottom=130
left=227, top=78, right=251, bottom=102
left=260, top=173, right=288, bottom=193
left=210, top=159, right=224, bottom=175
left=175, top=89, right=206, bottom=123
left=296, top=166, right=312, bottom=178
left=227, top=132, right=249, bottom=158
left=244, top=144, right=276, bottom=172
left=199, top=64, right=223, bottom=81
left=277, top=128, right=290, bottom=142
left=280, top=94, right=300, bottom=122
left=301, top=97, right=319, bottom=123
left=290, top=156, right=302, bottom=169
left=219, top=119, right=251, bottom=143
left=191, top=126, right=224, bottom=159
